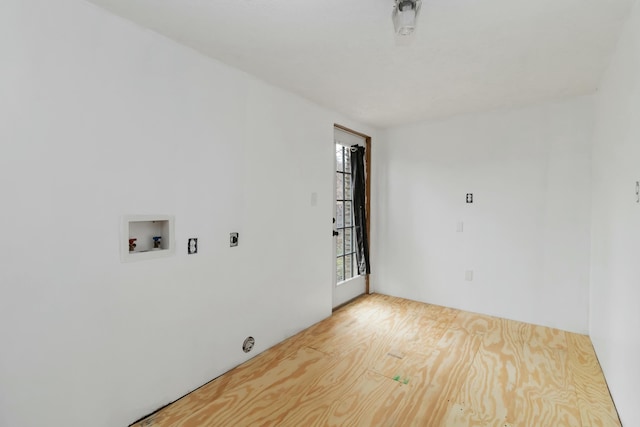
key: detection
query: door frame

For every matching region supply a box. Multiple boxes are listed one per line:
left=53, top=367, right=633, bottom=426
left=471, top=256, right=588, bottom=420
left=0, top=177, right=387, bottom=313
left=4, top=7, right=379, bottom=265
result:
left=334, top=124, right=371, bottom=294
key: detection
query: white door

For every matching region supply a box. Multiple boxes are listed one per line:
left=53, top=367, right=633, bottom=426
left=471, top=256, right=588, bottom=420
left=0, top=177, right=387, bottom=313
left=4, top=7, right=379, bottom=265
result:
left=332, top=127, right=366, bottom=308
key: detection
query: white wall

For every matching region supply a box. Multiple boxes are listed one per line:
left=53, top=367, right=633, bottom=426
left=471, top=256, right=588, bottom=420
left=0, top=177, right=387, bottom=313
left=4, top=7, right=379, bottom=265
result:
left=590, top=0, right=640, bottom=424
left=375, top=97, right=593, bottom=333
left=0, top=1, right=377, bottom=426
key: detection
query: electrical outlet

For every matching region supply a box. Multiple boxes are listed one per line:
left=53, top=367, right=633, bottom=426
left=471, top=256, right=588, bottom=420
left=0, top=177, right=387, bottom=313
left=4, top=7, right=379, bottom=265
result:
left=466, top=193, right=473, bottom=203
left=188, top=238, right=198, bottom=254
left=230, top=232, right=239, bottom=247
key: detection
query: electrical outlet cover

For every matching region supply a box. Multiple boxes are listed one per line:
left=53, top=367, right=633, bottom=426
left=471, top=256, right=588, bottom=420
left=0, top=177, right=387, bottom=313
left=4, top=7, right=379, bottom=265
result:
left=188, top=238, right=198, bottom=254
left=230, top=232, right=239, bottom=247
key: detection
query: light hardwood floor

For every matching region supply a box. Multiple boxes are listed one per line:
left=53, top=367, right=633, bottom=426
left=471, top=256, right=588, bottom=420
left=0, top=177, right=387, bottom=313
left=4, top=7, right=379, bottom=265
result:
left=133, top=294, right=620, bottom=427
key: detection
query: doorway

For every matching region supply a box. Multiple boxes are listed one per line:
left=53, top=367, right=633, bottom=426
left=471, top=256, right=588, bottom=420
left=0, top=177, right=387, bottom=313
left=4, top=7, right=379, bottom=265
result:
left=332, top=125, right=371, bottom=308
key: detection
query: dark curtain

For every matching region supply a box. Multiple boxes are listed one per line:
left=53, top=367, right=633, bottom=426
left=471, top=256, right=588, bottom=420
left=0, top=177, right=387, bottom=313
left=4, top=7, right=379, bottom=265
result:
left=350, top=145, right=370, bottom=275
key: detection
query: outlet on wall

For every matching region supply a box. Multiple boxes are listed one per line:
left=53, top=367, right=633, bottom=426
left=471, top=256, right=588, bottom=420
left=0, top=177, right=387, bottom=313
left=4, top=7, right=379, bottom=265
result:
left=188, top=238, right=198, bottom=254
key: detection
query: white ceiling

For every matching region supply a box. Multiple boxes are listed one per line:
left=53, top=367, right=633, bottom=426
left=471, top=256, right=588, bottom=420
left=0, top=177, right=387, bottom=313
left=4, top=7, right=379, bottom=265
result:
left=84, top=0, right=631, bottom=128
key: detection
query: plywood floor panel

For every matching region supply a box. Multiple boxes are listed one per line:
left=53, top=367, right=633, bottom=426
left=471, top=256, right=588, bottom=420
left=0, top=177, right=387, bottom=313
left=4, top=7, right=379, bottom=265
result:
left=318, top=370, right=409, bottom=427
left=133, top=294, right=620, bottom=427
left=393, top=329, right=484, bottom=426
left=567, top=333, right=621, bottom=427
left=276, top=346, right=372, bottom=425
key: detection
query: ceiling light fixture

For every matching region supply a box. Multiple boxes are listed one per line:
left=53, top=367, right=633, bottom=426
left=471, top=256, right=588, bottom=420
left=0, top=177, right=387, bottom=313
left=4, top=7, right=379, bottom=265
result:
left=392, top=0, right=422, bottom=36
